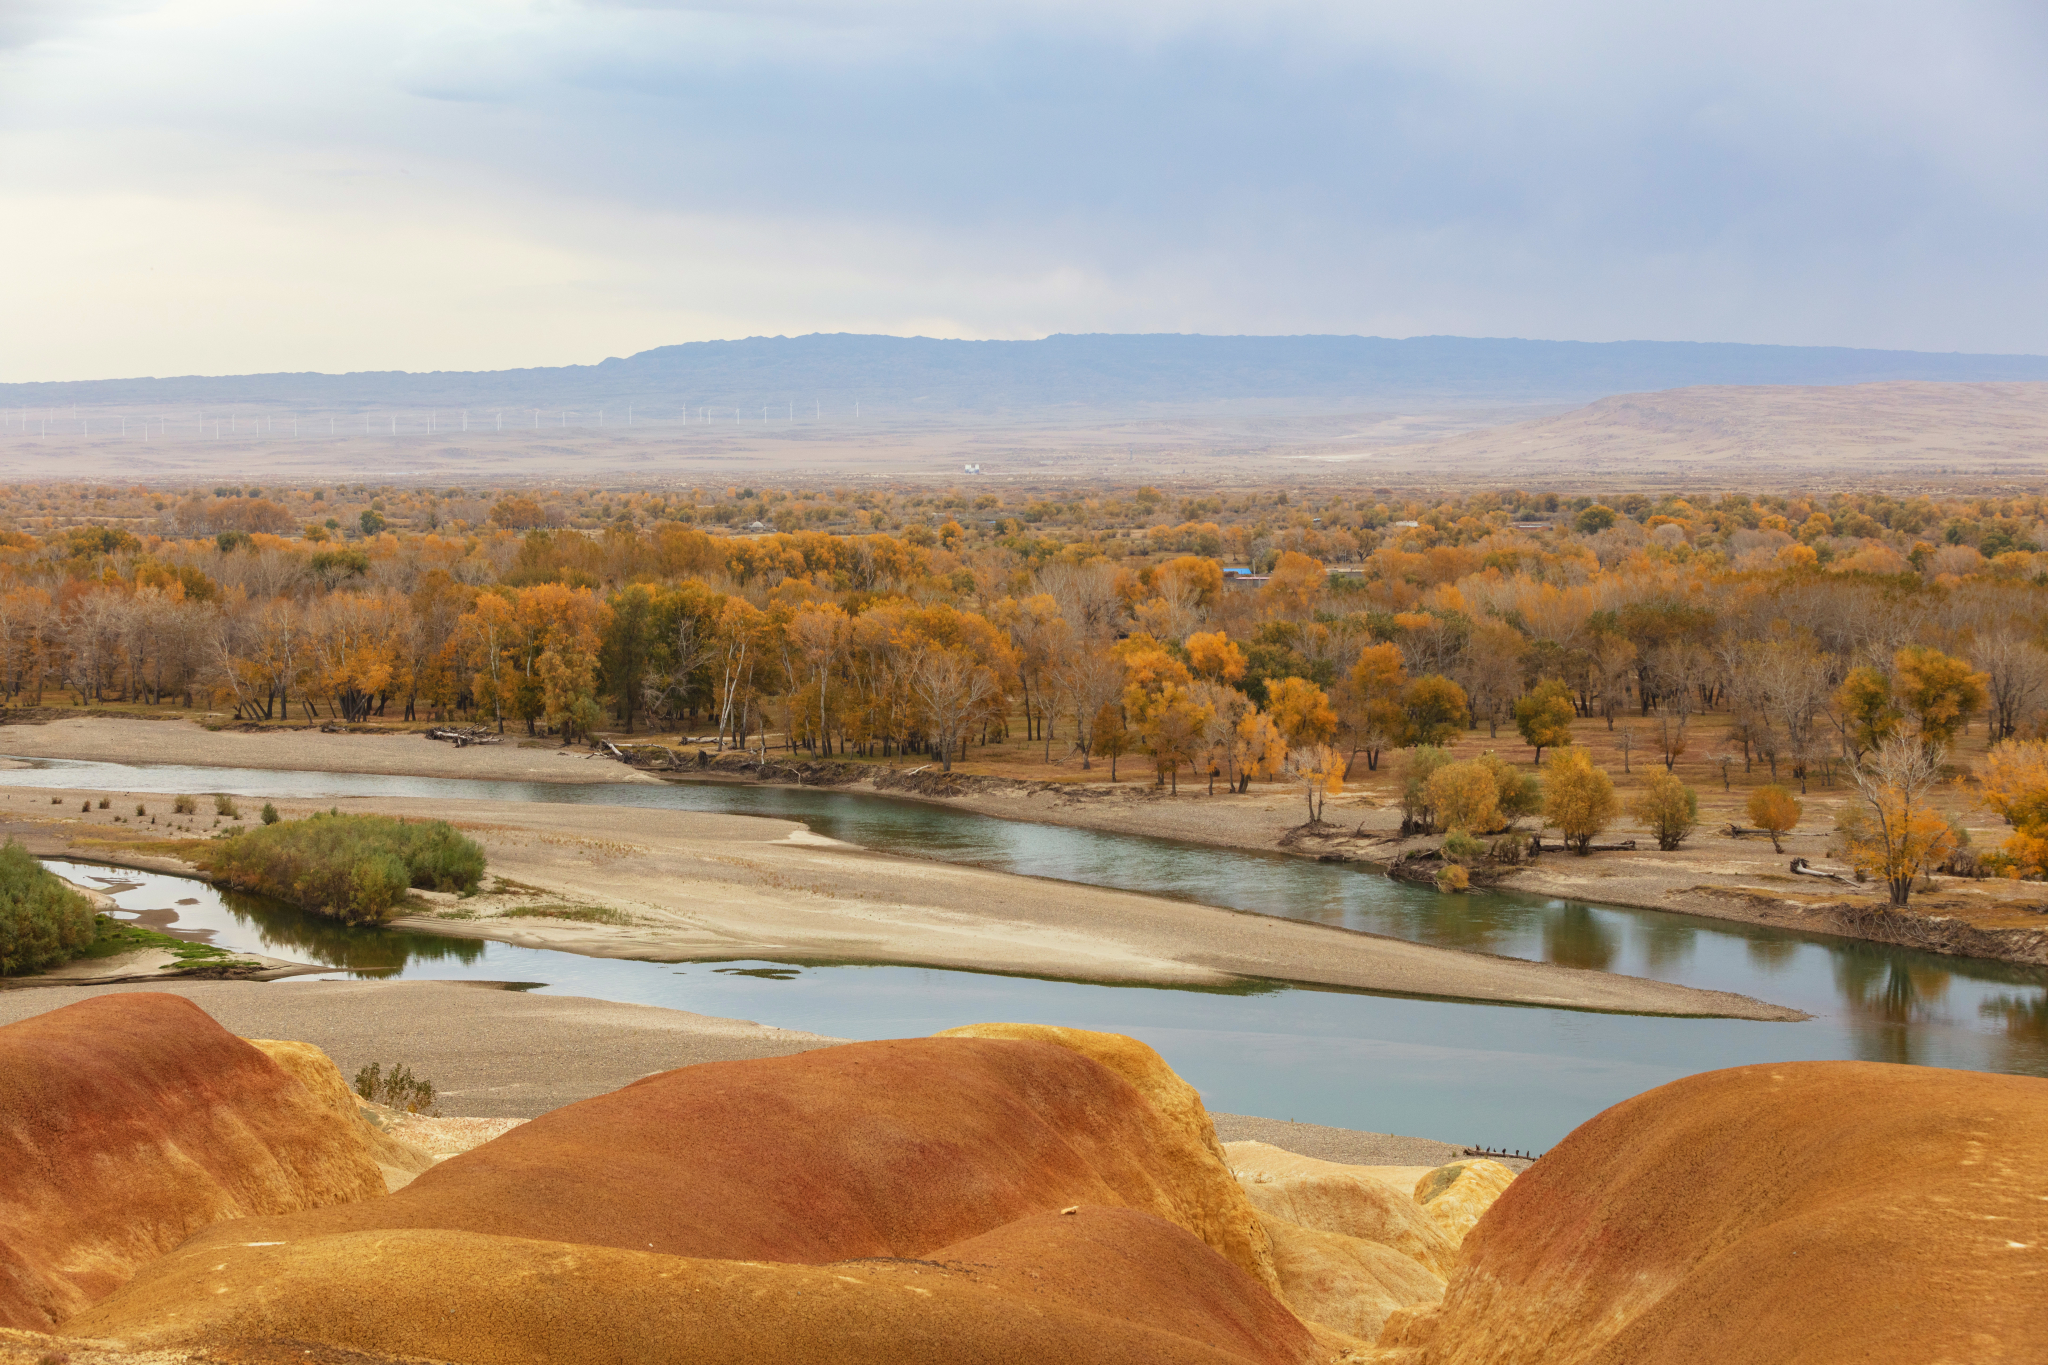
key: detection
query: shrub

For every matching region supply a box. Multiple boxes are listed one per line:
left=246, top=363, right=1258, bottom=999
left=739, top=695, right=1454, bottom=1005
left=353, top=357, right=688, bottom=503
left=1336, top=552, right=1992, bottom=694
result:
left=1631, top=772, right=1699, bottom=850
left=1425, top=761, right=1499, bottom=835
left=1476, top=751, right=1543, bottom=825
left=1434, top=864, right=1470, bottom=892
left=173, top=794, right=197, bottom=815
left=214, top=794, right=240, bottom=818
left=260, top=802, right=280, bottom=825
left=353, top=1061, right=437, bottom=1115
left=135, top=804, right=146, bottom=816
left=0, top=841, right=96, bottom=975
left=1747, top=785, right=1802, bottom=853
left=1543, top=747, right=1618, bottom=854
left=1398, top=745, right=1456, bottom=834
left=1441, top=829, right=1486, bottom=865
left=96, top=797, right=109, bottom=809
left=194, top=813, right=486, bottom=925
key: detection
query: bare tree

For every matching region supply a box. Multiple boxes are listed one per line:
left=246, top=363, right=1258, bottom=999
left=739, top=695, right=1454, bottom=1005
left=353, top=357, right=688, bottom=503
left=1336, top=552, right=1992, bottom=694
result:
left=911, top=648, right=997, bottom=772
left=1973, top=629, right=2048, bottom=743
left=1034, top=561, right=1125, bottom=644
left=1053, top=646, right=1125, bottom=770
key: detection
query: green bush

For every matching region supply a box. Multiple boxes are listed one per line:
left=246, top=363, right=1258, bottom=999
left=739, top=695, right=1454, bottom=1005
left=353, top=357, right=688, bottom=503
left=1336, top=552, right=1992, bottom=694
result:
left=194, top=813, right=486, bottom=925
left=1441, top=829, right=1487, bottom=865
left=0, top=841, right=96, bottom=975
left=260, top=802, right=280, bottom=825
left=353, top=1060, right=437, bottom=1114
left=214, top=794, right=240, bottom=818
left=173, top=794, right=197, bottom=815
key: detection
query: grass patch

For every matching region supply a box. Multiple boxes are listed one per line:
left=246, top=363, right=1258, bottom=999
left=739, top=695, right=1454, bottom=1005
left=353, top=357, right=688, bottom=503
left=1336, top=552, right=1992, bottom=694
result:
left=498, top=903, right=639, bottom=927
left=76, top=915, right=253, bottom=969
left=193, top=812, right=485, bottom=926
left=0, top=842, right=97, bottom=975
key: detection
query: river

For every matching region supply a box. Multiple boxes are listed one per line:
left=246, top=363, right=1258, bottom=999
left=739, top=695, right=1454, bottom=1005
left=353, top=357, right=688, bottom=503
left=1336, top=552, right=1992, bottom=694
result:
left=11, top=755, right=2045, bottom=1151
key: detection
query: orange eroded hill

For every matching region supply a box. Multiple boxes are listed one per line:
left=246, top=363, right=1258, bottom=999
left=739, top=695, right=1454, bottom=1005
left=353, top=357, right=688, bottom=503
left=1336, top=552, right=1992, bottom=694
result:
left=1378, top=1060, right=2048, bottom=1364
left=0, top=994, right=386, bottom=1330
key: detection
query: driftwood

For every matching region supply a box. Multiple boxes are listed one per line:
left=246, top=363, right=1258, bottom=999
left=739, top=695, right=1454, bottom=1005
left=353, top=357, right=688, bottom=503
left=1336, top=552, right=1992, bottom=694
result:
left=1790, top=857, right=1859, bottom=886
left=1724, top=824, right=1770, bottom=837
left=1528, top=837, right=1636, bottom=854
left=426, top=726, right=500, bottom=747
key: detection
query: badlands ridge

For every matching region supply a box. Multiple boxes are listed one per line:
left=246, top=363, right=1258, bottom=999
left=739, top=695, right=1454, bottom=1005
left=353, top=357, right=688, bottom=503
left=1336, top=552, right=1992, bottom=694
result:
left=0, top=992, right=2041, bottom=1363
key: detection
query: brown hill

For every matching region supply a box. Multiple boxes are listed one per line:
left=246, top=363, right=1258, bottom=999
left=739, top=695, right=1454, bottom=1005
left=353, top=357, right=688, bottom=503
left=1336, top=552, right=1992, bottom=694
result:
left=0, top=994, right=386, bottom=1330
left=1387, top=381, right=2048, bottom=490
left=69, top=1031, right=1323, bottom=1364
left=1377, top=1059, right=2048, bottom=1365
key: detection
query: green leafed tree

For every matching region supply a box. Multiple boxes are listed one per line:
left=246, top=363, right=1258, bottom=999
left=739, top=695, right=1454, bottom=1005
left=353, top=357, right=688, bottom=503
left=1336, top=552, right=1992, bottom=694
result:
left=1514, top=678, right=1577, bottom=765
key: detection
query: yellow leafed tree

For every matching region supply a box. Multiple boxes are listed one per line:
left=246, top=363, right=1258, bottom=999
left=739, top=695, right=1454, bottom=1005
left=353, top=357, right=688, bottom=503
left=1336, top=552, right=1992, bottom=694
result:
left=1976, top=739, right=2048, bottom=877
left=1836, top=736, right=1958, bottom=907
left=1543, top=747, right=1618, bottom=854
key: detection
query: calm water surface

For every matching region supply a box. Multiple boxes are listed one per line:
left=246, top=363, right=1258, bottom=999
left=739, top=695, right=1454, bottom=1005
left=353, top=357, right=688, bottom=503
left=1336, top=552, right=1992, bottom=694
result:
left=16, top=755, right=2045, bottom=1150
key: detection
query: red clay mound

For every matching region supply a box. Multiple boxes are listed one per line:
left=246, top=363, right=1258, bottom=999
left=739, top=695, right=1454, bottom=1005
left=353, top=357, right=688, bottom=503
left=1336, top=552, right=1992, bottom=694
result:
left=198, top=1035, right=1272, bottom=1277
left=1389, top=1060, right=2048, bottom=1365
left=0, top=993, right=385, bottom=1331
left=65, top=1036, right=1322, bottom=1364
left=72, top=1213, right=1313, bottom=1365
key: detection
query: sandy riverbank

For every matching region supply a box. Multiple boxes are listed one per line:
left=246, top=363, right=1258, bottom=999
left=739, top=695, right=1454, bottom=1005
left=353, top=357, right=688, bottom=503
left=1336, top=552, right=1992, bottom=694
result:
left=0, top=714, right=659, bottom=785
left=0, top=773, right=1800, bottom=1020
left=24, top=717, right=2046, bottom=965
left=0, top=979, right=1485, bottom=1166
left=690, top=753, right=2048, bottom=966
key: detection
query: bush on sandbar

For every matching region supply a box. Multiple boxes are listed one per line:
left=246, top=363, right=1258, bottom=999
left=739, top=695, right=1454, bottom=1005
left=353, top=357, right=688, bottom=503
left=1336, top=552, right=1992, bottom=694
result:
left=0, top=840, right=96, bottom=975
left=195, top=813, right=485, bottom=925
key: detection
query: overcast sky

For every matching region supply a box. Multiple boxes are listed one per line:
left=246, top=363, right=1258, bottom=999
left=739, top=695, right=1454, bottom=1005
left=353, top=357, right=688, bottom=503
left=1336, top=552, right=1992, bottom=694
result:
left=3, top=1, right=2044, bottom=380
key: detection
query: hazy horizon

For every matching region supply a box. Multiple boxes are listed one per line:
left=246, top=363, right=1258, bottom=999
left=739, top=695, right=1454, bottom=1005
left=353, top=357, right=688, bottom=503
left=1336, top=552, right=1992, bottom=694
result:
left=5, top=3, right=2045, bottom=383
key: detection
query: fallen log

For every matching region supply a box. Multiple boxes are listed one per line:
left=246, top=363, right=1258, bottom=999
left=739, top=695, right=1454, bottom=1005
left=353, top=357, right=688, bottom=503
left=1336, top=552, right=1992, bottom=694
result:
left=426, top=726, right=501, bottom=747
left=1529, top=837, right=1637, bottom=854
left=1790, top=857, right=1860, bottom=886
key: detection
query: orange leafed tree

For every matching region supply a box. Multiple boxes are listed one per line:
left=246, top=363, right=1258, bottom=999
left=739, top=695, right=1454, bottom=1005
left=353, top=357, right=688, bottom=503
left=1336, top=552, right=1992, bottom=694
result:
left=1266, top=676, right=1337, bottom=748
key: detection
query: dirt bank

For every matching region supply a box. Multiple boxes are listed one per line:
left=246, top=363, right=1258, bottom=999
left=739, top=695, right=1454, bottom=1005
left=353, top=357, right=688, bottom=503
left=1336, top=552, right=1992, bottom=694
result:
left=670, top=749, right=2048, bottom=968
left=0, top=714, right=660, bottom=785
left=10, top=716, right=2041, bottom=969
left=0, top=778, right=1802, bottom=1020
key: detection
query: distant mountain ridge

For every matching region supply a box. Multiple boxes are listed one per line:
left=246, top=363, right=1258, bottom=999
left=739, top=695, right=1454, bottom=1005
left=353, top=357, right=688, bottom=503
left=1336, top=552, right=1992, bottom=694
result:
left=7, top=333, right=2046, bottom=414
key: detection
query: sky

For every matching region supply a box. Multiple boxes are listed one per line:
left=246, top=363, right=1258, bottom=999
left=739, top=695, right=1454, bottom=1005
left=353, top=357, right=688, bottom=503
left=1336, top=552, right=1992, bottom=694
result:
left=3, top=0, right=2046, bottom=380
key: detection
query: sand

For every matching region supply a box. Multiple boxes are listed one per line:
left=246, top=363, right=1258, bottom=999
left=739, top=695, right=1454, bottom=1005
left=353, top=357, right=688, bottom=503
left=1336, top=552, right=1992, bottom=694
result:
left=0, top=773, right=1802, bottom=1019
left=0, top=715, right=661, bottom=785
left=0, top=981, right=1492, bottom=1175
left=0, top=980, right=836, bottom=1118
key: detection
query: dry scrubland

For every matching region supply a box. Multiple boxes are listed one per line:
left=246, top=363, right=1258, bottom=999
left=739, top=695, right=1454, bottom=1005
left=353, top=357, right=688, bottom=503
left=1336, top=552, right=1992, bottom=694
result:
left=0, top=993, right=2040, bottom=1364
left=0, top=380, right=2042, bottom=489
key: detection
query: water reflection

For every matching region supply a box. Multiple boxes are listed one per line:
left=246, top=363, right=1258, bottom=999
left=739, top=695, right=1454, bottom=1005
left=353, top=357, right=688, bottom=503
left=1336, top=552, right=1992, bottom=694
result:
left=11, top=757, right=2048, bottom=1088
left=45, top=858, right=488, bottom=976
left=1745, top=937, right=1801, bottom=972
left=1543, top=904, right=1618, bottom=971
left=34, top=852, right=2048, bottom=1153
left=1638, top=919, right=1699, bottom=973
